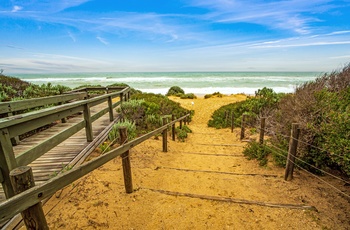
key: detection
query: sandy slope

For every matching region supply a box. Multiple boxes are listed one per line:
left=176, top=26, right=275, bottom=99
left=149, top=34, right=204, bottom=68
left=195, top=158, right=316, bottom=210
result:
left=43, top=95, right=350, bottom=229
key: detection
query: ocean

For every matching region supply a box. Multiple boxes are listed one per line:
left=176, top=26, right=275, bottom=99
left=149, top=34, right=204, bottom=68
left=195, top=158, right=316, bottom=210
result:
left=16, top=72, right=321, bottom=95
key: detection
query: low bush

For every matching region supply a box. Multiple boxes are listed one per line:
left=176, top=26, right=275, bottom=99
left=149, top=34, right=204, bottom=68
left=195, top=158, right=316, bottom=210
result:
left=208, top=87, right=284, bottom=129
left=204, top=92, right=223, bottom=99
left=243, top=140, right=271, bottom=166
left=108, top=119, right=137, bottom=143
left=180, top=93, right=197, bottom=99
left=175, top=125, right=192, bottom=142
left=166, top=86, right=185, bottom=96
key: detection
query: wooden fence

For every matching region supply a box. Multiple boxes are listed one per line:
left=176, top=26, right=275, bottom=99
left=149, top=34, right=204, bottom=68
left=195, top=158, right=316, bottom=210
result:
left=0, top=87, right=130, bottom=199
left=0, top=113, right=190, bottom=226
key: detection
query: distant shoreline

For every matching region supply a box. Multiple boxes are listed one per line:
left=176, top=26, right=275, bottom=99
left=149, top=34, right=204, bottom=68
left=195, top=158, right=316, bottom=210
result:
left=16, top=71, right=319, bottom=95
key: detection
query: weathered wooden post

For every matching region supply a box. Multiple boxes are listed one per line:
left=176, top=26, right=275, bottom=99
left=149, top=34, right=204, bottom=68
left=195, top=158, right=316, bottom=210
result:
left=119, top=127, right=133, bottom=193
left=0, top=128, right=18, bottom=198
left=58, top=102, right=67, bottom=124
left=259, top=117, right=266, bottom=145
left=284, top=123, right=300, bottom=181
left=179, top=117, right=183, bottom=129
left=162, top=118, right=168, bottom=152
left=5, top=112, right=20, bottom=146
left=119, top=93, right=123, bottom=104
left=231, top=112, right=234, bottom=133
left=172, top=114, right=176, bottom=141
left=83, top=103, right=93, bottom=142
left=108, top=96, right=114, bottom=122
left=240, top=114, right=246, bottom=140
left=10, top=166, right=49, bottom=230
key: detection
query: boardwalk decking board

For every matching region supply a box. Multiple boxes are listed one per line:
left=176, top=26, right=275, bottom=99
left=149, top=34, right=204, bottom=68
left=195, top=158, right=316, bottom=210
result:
left=0, top=101, right=118, bottom=203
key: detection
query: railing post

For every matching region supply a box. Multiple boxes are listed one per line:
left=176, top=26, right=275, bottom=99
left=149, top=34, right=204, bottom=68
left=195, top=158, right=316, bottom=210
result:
left=259, top=117, right=266, bottom=145
left=119, top=127, right=133, bottom=193
left=108, top=96, right=114, bottom=122
left=172, top=114, right=176, bottom=141
left=240, top=114, right=246, bottom=140
left=119, top=93, right=124, bottom=106
left=58, top=102, right=67, bottom=123
left=83, top=104, right=93, bottom=142
left=0, top=128, right=18, bottom=198
left=10, top=166, right=49, bottom=230
left=162, top=118, right=168, bottom=152
left=284, top=123, right=300, bottom=181
left=231, top=112, right=234, bottom=133
left=6, top=112, right=20, bottom=146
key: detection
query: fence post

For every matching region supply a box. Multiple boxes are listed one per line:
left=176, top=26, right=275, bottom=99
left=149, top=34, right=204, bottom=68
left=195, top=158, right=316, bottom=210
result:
left=6, top=112, right=20, bottom=146
left=58, top=102, right=67, bottom=124
left=83, top=104, right=93, bottom=142
left=259, top=117, right=266, bottom=145
left=10, top=166, right=49, bottom=230
left=284, top=123, right=300, bottom=181
left=108, top=96, right=114, bottom=122
left=119, top=127, right=133, bottom=193
left=240, top=114, right=246, bottom=140
left=162, top=118, right=168, bottom=152
left=172, top=115, right=176, bottom=141
left=231, top=112, right=234, bottom=133
left=0, top=128, right=18, bottom=198
left=119, top=93, right=123, bottom=104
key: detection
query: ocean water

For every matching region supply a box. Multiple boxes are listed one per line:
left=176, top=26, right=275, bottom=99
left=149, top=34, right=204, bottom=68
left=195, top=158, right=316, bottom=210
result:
left=17, top=72, right=321, bottom=95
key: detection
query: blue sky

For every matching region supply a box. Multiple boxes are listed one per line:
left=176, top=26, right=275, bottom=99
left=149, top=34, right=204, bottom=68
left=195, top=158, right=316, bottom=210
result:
left=1, top=0, right=350, bottom=73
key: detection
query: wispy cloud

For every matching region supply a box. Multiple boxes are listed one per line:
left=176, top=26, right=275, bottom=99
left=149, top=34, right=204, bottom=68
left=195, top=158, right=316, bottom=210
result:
left=96, top=36, right=108, bottom=45
left=67, top=31, right=76, bottom=42
left=249, top=31, right=350, bottom=48
left=188, top=0, right=346, bottom=34
left=6, top=45, right=24, bottom=50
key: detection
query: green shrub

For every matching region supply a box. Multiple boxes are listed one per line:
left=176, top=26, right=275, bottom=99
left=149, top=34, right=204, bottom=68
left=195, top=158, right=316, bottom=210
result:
left=180, top=93, right=197, bottom=99
left=108, top=120, right=137, bottom=143
left=132, top=93, right=192, bottom=122
left=208, top=87, right=283, bottom=129
left=166, top=86, right=185, bottom=96
left=268, top=64, right=350, bottom=175
left=117, top=99, right=145, bottom=122
left=99, top=141, right=111, bottom=153
left=243, top=140, right=271, bottom=166
left=182, top=125, right=192, bottom=133
left=204, top=92, right=223, bottom=99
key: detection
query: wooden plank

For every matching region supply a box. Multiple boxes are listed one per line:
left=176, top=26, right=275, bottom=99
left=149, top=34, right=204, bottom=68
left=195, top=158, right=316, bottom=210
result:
left=15, top=121, right=85, bottom=166
left=0, top=92, right=87, bottom=115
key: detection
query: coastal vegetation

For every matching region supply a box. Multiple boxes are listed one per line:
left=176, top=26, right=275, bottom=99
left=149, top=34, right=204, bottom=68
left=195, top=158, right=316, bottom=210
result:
left=166, top=86, right=197, bottom=99
left=210, top=64, right=350, bottom=177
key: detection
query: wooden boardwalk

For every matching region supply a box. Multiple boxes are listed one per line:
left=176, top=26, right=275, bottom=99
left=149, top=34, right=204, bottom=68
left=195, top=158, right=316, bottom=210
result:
left=0, top=102, right=117, bottom=201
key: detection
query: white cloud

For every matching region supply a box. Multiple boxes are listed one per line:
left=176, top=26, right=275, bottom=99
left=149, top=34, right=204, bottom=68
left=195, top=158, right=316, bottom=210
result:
left=96, top=36, right=109, bottom=45
left=11, top=5, right=22, bottom=12
left=68, top=31, right=76, bottom=42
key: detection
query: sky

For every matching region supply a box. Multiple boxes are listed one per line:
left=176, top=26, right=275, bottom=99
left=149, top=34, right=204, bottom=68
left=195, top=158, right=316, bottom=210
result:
left=1, top=0, right=350, bottom=73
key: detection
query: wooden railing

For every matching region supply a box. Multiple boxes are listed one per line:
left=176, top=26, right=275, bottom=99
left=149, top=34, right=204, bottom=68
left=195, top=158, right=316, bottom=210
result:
left=0, top=114, right=190, bottom=226
left=0, top=87, right=130, bottom=199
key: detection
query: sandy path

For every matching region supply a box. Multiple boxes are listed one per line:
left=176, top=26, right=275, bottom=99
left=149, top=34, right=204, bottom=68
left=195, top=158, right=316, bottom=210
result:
left=43, top=95, right=350, bottom=229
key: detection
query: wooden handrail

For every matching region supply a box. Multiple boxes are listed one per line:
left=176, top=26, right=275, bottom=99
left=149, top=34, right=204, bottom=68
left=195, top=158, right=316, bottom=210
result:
left=0, top=114, right=190, bottom=222
left=0, top=87, right=130, bottom=199
left=0, top=88, right=129, bottom=132
left=0, top=92, right=87, bottom=115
